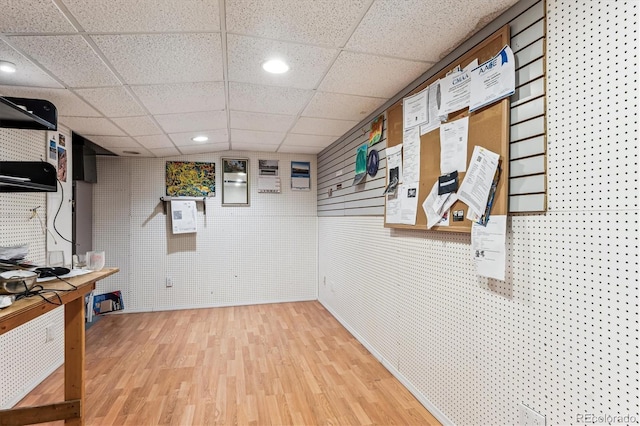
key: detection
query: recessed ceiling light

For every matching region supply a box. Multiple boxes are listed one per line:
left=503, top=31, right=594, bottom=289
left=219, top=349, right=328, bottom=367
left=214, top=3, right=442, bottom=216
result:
left=0, top=61, right=17, bottom=73
left=262, top=59, right=289, bottom=74
left=122, top=150, right=140, bottom=155
left=191, top=135, right=209, bottom=142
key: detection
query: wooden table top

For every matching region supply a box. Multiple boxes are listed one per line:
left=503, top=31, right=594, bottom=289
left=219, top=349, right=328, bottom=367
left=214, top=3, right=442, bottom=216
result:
left=0, top=267, right=119, bottom=335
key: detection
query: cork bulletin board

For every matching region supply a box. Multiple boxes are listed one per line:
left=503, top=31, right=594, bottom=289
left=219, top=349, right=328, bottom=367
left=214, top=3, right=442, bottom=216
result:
left=385, top=25, right=511, bottom=233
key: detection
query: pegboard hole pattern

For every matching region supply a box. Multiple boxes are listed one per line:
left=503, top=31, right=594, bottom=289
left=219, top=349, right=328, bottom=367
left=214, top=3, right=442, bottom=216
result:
left=318, top=1, right=639, bottom=425
left=93, top=151, right=318, bottom=313
left=546, top=0, right=638, bottom=211
left=0, top=128, right=63, bottom=409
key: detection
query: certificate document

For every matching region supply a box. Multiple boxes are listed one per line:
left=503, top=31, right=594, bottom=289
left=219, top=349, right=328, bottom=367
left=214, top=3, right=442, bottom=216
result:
left=469, top=45, right=515, bottom=111
left=403, top=88, right=428, bottom=130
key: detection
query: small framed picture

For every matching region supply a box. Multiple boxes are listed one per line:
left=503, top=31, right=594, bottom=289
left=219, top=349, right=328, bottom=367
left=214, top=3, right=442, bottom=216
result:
left=222, top=158, right=249, bottom=206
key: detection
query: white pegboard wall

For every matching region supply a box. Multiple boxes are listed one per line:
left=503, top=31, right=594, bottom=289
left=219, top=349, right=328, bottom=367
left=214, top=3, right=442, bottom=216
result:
left=546, top=0, right=638, bottom=212
left=0, top=127, right=64, bottom=409
left=94, top=151, right=317, bottom=313
left=318, top=1, right=639, bottom=425
left=0, top=128, right=48, bottom=265
left=0, top=308, right=63, bottom=408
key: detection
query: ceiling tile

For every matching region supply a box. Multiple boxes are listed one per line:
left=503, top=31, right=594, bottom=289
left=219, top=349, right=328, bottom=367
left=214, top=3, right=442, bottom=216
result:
left=155, top=111, right=227, bottom=134
left=278, top=145, right=325, bottom=154
left=179, top=143, right=229, bottom=154
left=302, top=92, right=385, bottom=121
left=281, top=133, right=336, bottom=148
left=83, top=135, right=141, bottom=149
left=59, top=116, right=125, bottom=136
left=226, top=0, right=370, bottom=47
left=92, top=33, right=223, bottom=85
left=0, top=41, right=63, bottom=88
left=149, top=147, right=181, bottom=158
left=319, top=51, right=430, bottom=98
left=0, top=0, right=76, bottom=33
left=7, top=35, right=120, bottom=87
left=135, top=135, right=174, bottom=149
left=231, top=143, right=278, bottom=153
left=0, top=86, right=100, bottom=117
left=63, top=0, right=220, bottom=32
left=230, top=111, right=295, bottom=132
left=231, top=129, right=285, bottom=145
left=111, top=116, right=162, bottom=136
left=169, top=129, right=228, bottom=147
left=229, top=82, right=312, bottom=115
left=290, top=117, right=358, bottom=137
left=75, top=87, right=146, bottom=117
left=346, top=0, right=517, bottom=61
left=227, top=34, right=337, bottom=90
left=132, top=82, right=225, bottom=115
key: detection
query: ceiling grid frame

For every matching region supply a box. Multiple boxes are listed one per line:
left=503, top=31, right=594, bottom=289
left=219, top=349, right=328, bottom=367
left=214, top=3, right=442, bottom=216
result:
left=0, top=0, right=519, bottom=156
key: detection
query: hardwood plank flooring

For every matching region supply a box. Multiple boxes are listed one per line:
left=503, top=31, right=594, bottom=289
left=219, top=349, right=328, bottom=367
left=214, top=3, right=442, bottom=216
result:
left=17, top=301, right=440, bottom=425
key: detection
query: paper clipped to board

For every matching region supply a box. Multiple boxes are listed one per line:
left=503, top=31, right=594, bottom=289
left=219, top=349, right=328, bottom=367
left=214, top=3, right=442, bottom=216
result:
left=402, top=127, right=421, bottom=184
left=439, top=116, right=469, bottom=174
left=457, top=146, right=500, bottom=218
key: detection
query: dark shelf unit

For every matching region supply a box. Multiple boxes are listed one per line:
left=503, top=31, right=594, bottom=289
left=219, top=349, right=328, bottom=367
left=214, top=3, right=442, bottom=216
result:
left=0, top=96, right=59, bottom=192
left=0, top=162, right=58, bottom=192
left=0, top=96, right=57, bottom=131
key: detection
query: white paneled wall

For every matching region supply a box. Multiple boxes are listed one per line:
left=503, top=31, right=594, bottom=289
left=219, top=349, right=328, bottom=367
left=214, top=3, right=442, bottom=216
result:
left=0, top=128, right=64, bottom=409
left=93, top=151, right=317, bottom=312
left=318, top=1, right=638, bottom=425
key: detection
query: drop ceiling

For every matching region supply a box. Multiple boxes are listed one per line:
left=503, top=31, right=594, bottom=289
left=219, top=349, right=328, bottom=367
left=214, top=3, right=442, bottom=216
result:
left=0, top=0, right=517, bottom=157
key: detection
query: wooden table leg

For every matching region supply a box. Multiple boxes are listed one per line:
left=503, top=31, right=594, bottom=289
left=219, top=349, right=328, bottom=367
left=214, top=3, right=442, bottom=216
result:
left=64, top=295, right=86, bottom=425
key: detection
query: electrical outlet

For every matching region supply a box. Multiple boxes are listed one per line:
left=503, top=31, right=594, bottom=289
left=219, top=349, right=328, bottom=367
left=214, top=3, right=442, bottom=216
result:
left=519, top=403, right=545, bottom=426
left=166, top=277, right=173, bottom=288
left=45, top=324, right=54, bottom=343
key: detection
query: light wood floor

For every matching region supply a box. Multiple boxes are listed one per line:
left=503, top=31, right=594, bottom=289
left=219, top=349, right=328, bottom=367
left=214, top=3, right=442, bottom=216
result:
left=17, top=301, right=440, bottom=425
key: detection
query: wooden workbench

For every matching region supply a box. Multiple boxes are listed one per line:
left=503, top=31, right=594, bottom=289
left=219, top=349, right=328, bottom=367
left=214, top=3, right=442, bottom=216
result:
left=0, top=267, right=119, bottom=425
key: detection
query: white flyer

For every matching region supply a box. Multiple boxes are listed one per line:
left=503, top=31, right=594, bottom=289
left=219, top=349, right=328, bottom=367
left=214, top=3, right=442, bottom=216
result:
left=422, top=181, right=458, bottom=229
left=399, top=183, right=419, bottom=225
left=385, top=193, right=402, bottom=224
left=472, top=215, right=507, bottom=280
left=469, top=45, right=515, bottom=112
left=457, top=146, right=500, bottom=217
left=170, top=200, right=197, bottom=234
left=440, top=116, right=469, bottom=174
left=403, top=127, right=421, bottom=183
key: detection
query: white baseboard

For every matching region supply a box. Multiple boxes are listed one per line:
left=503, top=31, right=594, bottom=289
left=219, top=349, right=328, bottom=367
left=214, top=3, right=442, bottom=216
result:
left=107, top=297, right=318, bottom=314
left=319, top=300, right=456, bottom=426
